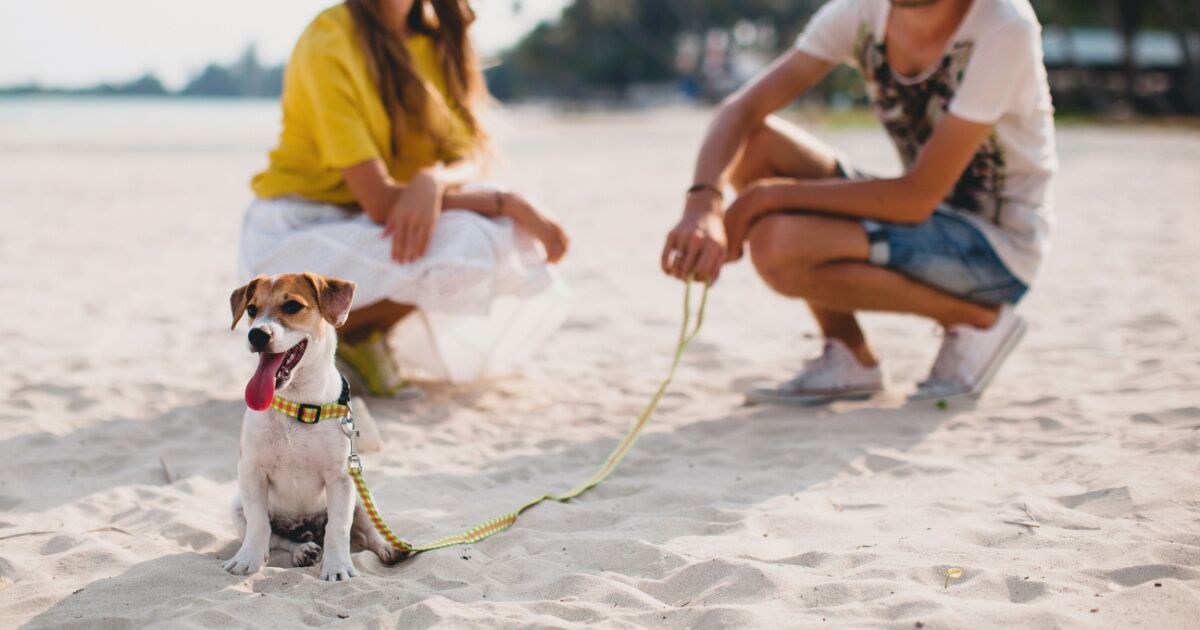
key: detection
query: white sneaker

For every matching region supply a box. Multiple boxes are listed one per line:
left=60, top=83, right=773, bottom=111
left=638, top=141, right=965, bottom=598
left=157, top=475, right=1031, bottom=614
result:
left=746, top=339, right=885, bottom=406
left=911, top=305, right=1027, bottom=401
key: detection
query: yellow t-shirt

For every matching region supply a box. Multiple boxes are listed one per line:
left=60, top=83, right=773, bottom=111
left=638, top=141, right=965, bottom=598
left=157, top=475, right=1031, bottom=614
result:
left=251, top=4, right=474, bottom=204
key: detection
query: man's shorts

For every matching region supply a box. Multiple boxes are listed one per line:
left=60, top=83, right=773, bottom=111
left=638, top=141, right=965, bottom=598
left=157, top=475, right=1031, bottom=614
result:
left=835, top=158, right=1028, bottom=305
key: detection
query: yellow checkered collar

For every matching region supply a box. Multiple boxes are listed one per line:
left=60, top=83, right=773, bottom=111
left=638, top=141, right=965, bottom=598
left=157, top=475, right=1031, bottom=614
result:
left=269, top=376, right=351, bottom=424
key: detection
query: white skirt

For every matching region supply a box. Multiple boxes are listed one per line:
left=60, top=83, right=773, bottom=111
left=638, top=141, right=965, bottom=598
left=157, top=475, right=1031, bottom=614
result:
left=238, top=196, right=569, bottom=383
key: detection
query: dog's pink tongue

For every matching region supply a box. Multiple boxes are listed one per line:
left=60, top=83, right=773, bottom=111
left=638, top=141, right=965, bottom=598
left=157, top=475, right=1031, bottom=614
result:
left=246, top=352, right=286, bottom=411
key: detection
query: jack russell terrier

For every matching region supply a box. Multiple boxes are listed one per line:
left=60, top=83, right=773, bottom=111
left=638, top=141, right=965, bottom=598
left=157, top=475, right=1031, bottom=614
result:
left=224, top=272, right=404, bottom=580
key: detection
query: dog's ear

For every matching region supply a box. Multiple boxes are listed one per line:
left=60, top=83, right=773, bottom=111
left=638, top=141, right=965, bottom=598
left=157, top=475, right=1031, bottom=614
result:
left=303, top=272, right=356, bottom=327
left=230, top=276, right=266, bottom=330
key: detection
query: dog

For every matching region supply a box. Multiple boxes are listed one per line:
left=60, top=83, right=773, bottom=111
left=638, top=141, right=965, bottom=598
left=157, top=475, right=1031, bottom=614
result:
left=224, top=272, right=404, bottom=580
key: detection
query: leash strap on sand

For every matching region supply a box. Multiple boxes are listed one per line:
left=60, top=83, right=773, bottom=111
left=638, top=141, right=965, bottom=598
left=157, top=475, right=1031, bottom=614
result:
left=347, top=277, right=710, bottom=553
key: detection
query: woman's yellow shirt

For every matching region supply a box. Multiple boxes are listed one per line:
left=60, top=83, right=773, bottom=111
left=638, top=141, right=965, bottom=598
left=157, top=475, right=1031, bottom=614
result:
left=252, top=5, right=474, bottom=205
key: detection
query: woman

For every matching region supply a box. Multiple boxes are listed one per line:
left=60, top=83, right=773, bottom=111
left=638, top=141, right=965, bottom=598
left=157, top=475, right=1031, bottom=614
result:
left=240, top=0, right=570, bottom=395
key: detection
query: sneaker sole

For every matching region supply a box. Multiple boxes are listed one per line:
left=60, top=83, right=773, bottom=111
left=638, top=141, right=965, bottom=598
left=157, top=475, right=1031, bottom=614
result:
left=745, top=386, right=883, bottom=407
left=909, top=317, right=1028, bottom=403
left=969, top=315, right=1028, bottom=398
left=907, top=383, right=968, bottom=402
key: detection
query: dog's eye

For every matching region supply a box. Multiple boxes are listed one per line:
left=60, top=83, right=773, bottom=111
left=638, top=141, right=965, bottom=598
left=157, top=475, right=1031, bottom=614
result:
left=281, top=300, right=304, bottom=315
left=246, top=304, right=258, bottom=318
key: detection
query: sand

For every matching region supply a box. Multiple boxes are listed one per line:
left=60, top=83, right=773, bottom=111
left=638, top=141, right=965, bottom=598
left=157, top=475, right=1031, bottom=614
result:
left=1, top=100, right=1199, bottom=628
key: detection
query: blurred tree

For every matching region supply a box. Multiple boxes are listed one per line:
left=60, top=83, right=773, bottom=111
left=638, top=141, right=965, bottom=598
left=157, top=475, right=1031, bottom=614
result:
left=492, top=0, right=1200, bottom=114
left=492, top=0, right=822, bottom=100
left=182, top=46, right=283, bottom=98
left=1153, top=0, right=1200, bottom=111
left=91, top=74, right=168, bottom=96
left=1039, top=0, right=1200, bottom=112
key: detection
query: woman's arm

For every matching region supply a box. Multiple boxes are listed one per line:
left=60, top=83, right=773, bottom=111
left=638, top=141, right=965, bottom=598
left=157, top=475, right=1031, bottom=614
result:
left=342, top=158, right=480, bottom=224
left=341, top=158, right=480, bottom=263
left=663, top=50, right=835, bottom=283
left=341, top=158, right=569, bottom=264
left=723, top=114, right=995, bottom=260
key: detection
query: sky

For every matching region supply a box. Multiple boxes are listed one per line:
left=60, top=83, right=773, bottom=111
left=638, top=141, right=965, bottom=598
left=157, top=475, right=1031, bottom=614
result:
left=0, top=0, right=568, bottom=89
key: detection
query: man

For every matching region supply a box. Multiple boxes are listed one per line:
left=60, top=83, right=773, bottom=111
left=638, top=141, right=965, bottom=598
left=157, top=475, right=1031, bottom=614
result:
left=661, top=0, right=1056, bottom=403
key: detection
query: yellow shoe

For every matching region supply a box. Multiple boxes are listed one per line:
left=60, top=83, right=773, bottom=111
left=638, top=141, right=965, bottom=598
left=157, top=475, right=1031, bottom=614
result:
left=336, top=331, right=423, bottom=400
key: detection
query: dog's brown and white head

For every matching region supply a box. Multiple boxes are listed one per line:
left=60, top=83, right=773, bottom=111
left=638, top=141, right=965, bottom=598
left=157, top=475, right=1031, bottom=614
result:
left=230, top=272, right=356, bottom=411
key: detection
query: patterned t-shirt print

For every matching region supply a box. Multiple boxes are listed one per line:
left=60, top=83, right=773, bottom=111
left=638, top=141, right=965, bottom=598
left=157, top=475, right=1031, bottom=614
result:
left=854, top=24, right=1007, bottom=224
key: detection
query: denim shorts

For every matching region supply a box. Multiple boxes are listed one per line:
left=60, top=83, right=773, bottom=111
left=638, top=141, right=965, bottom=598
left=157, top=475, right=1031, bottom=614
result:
left=837, top=159, right=1028, bottom=305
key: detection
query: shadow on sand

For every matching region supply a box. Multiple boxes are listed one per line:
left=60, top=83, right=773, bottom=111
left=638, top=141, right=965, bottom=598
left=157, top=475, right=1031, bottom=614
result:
left=18, top=392, right=972, bottom=628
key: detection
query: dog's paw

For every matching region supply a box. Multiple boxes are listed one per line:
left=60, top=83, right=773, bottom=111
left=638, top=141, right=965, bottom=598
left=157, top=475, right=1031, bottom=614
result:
left=319, top=556, right=359, bottom=581
left=292, top=542, right=322, bottom=568
left=222, top=547, right=267, bottom=576
left=370, top=541, right=409, bottom=565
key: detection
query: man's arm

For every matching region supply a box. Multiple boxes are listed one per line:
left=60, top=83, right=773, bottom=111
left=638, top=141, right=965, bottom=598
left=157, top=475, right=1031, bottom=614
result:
left=690, top=51, right=836, bottom=198
left=724, top=114, right=995, bottom=260
left=662, top=50, right=836, bottom=283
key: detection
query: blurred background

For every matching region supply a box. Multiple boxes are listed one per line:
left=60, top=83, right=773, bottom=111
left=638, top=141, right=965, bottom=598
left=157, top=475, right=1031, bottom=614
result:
left=3, top=0, right=1200, bottom=118
left=4, top=5, right=1200, bottom=628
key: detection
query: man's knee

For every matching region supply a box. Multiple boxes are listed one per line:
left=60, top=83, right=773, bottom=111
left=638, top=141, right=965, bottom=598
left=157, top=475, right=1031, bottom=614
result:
left=747, top=214, right=784, bottom=267
left=748, top=214, right=819, bottom=294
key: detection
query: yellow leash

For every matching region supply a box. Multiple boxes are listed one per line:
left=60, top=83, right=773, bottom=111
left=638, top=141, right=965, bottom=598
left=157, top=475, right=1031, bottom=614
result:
left=342, top=278, right=709, bottom=554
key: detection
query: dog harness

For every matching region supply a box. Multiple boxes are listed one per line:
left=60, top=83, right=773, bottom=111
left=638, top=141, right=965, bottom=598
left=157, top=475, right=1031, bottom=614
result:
left=269, top=377, right=352, bottom=424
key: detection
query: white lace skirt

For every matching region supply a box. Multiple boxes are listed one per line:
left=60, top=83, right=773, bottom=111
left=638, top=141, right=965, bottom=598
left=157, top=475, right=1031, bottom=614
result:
left=238, top=196, right=569, bottom=383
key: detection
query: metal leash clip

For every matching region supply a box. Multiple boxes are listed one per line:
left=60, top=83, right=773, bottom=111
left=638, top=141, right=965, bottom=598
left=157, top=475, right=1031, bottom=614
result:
left=340, top=413, right=362, bottom=474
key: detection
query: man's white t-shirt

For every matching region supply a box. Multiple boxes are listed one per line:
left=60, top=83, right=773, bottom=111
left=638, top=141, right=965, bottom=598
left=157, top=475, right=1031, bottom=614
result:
left=795, top=0, right=1057, bottom=285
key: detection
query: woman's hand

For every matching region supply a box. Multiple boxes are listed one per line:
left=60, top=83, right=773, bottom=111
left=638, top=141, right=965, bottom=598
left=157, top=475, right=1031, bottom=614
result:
left=724, top=180, right=782, bottom=262
left=382, top=171, right=443, bottom=264
left=504, top=193, right=569, bottom=263
left=661, top=193, right=727, bottom=284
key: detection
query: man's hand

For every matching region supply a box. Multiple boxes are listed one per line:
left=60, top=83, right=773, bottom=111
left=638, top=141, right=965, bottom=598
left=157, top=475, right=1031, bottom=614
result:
left=382, top=171, right=442, bottom=264
left=661, top=194, right=727, bottom=284
left=504, top=193, right=570, bottom=263
left=724, top=180, right=783, bottom=262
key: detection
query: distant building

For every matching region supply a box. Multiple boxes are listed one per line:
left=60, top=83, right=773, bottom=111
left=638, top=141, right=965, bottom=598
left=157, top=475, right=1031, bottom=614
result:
left=1040, top=27, right=1199, bottom=113
left=1043, top=27, right=1196, bottom=68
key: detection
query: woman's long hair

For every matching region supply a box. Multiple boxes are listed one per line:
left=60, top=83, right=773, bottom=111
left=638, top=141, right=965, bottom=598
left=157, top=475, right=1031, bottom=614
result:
left=345, top=0, right=488, bottom=157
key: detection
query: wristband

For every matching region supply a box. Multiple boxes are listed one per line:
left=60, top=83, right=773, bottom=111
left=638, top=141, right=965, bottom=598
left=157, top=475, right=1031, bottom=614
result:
left=686, top=183, right=724, bottom=200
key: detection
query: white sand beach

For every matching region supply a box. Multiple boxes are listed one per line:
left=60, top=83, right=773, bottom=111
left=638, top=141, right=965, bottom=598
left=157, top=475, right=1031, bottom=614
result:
left=1, top=100, right=1198, bottom=628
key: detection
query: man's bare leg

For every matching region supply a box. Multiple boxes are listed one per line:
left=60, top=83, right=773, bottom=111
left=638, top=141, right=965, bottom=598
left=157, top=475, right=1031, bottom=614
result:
left=747, top=213, right=998, bottom=328
left=728, top=116, right=877, bottom=365
left=805, top=302, right=875, bottom=365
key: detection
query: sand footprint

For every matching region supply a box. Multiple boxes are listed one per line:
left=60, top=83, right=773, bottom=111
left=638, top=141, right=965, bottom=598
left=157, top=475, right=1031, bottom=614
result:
left=1095, top=564, right=1199, bottom=587
left=1054, top=486, right=1132, bottom=519
left=1005, top=575, right=1048, bottom=603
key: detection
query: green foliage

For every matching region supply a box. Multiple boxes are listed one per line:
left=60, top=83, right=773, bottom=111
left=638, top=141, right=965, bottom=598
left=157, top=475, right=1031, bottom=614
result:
left=1032, top=0, right=1175, bottom=29
left=491, top=0, right=1200, bottom=104
left=0, top=73, right=168, bottom=97
left=92, top=74, right=168, bottom=96
left=0, top=46, right=283, bottom=98
left=492, top=0, right=826, bottom=99
left=494, top=1, right=677, bottom=98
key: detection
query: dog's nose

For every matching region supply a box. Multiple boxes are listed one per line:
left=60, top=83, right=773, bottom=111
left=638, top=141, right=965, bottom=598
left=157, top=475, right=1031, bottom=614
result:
left=248, top=328, right=271, bottom=350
